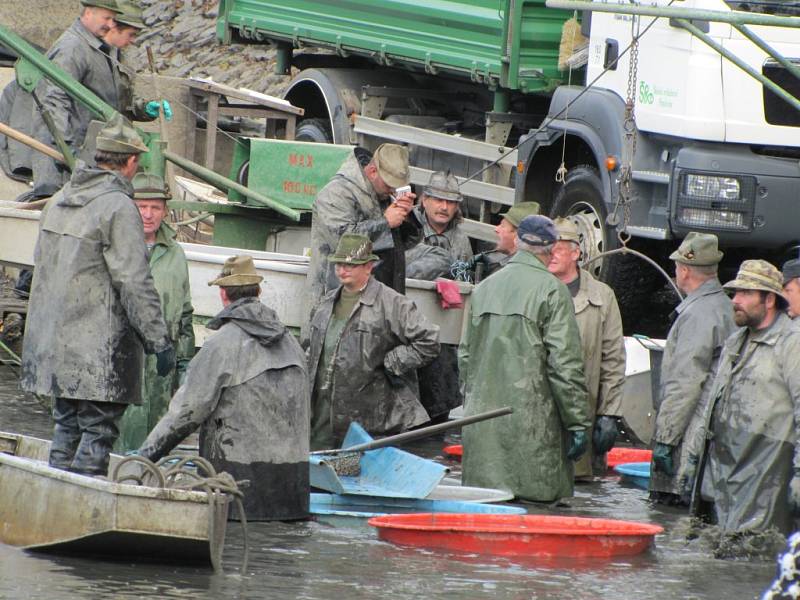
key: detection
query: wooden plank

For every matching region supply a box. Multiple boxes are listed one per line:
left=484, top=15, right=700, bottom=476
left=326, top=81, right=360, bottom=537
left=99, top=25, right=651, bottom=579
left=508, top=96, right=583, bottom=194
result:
left=204, top=94, right=220, bottom=170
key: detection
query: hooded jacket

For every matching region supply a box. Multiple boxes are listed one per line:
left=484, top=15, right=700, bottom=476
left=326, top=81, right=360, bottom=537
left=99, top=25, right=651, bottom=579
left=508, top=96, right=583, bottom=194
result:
left=405, top=204, right=473, bottom=280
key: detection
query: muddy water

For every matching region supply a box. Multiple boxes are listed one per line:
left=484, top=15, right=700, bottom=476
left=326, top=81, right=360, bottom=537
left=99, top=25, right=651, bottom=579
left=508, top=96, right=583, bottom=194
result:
left=0, top=371, right=777, bottom=600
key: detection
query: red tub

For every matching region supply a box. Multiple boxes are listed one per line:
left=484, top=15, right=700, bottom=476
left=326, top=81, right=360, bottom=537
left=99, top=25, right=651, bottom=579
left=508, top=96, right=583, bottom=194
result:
left=443, top=444, right=463, bottom=459
left=607, top=447, right=652, bottom=468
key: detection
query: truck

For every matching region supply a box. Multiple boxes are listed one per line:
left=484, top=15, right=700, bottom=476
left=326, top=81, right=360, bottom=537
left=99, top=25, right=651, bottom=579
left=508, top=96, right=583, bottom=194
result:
left=217, top=0, right=800, bottom=328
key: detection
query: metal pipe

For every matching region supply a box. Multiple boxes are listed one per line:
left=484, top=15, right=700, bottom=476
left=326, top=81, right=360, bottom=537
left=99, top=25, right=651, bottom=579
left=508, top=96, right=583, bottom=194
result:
left=164, top=150, right=302, bottom=222
left=732, top=23, right=800, bottom=83
left=675, top=19, right=800, bottom=112
left=544, top=0, right=800, bottom=28
left=0, top=122, right=65, bottom=163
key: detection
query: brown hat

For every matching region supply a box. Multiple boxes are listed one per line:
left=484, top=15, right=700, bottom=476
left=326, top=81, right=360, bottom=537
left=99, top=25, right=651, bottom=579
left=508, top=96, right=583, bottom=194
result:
left=95, top=114, right=148, bottom=154
left=208, top=255, right=264, bottom=287
left=328, top=233, right=379, bottom=265
left=132, top=172, right=169, bottom=200
left=423, top=171, right=462, bottom=203
left=372, top=143, right=410, bottom=189
left=553, top=217, right=580, bottom=244
left=723, top=259, right=784, bottom=297
left=503, top=202, right=541, bottom=228
left=669, top=232, right=723, bottom=266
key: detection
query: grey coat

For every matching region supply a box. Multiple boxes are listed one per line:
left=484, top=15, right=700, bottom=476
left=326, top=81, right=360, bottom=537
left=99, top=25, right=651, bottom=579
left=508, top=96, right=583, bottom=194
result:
left=140, top=298, right=310, bottom=520
left=650, top=278, right=735, bottom=495
left=307, top=277, right=440, bottom=443
left=686, top=313, right=800, bottom=535
left=21, top=161, right=170, bottom=403
left=405, top=205, right=473, bottom=280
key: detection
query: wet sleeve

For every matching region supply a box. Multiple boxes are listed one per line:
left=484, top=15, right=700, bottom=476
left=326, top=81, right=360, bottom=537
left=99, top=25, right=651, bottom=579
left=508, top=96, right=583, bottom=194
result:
left=780, top=332, right=800, bottom=471
left=457, top=304, right=473, bottom=408
left=543, top=287, right=592, bottom=431
left=383, top=296, right=441, bottom=375
left=176, top=256, right=195, bottom=371
left=103, top=199, right=170, bottom=353
left=316, top=186, right=391, bottom=242
left=36, top=44, right=85, bottom=144
left=596, top=292, right=626, bottom=417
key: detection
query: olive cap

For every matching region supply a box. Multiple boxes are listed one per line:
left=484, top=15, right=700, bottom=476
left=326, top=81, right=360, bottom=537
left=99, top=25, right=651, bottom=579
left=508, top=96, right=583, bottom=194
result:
left=553, top=217, right=580, bottom=244
left=114, top=0, right=145, bottom=29
left=723, top=259, right=784, bottom=297
left=372, top=143, right=410, bottom=189
left=208, top=255, right=264, bottom=287
left=132, top=172, right=169, bottom=200
left=95, top=114, right=148, bottom=154
left=328, top=233, right=379, bottom=265
left=423, top=170, right=462, bottom=203
left=783, top=258, right=800, bottom=284
left=503, top=201, right=541, bottom=228
left=80, top=0, right=123, bottom=13
left=669, top=232, right=723, bottom=266
left=517, top=215, right=558, bottom=246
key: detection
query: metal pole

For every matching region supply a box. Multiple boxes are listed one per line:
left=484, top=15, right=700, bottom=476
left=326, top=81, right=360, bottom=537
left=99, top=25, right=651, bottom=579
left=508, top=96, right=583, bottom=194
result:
left=732, top=23, right=800, bottom=82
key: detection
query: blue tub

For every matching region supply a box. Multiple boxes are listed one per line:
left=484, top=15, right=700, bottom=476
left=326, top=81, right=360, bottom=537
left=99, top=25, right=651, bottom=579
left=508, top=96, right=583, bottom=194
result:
left=613, top=462, right=650, bottom=490
left=310, top=493, right=527, bottom=518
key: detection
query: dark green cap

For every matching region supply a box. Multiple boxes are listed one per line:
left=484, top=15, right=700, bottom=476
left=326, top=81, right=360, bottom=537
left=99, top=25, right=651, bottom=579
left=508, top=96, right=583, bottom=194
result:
left=114, top=0, right=145, bottom=29
left=133, top=172, right=169, bottom=200
left=669, top=232, right=723, bottom=266
left=503, top=201, right=541, bottom=228
left=328, top=234, right=379, bottom=265
left=80, top=0, right=123, bottom=13
left=96, top=114, right=148, bottom=154
left=208, top=255, right=263, bottom=287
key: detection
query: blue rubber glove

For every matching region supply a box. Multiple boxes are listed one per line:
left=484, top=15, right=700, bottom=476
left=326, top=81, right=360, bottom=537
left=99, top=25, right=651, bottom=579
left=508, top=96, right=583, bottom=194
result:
left=652, top=442, right=675, bottom=476
left=593, top=415, right=619, bottom=454
left=155, top=345, right=176, bottom=377
left=145, top=99, right=173, bottom=120
left=566, top=429, right=588, bottom=461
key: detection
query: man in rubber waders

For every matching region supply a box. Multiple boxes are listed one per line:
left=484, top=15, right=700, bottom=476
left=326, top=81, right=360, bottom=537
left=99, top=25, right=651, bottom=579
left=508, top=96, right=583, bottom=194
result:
left=547, top=217, right=626, bottom=479
left=307, top=234, right=440, bottom=450
left=649, top=232, right=734, bottom=506
left=21, top=115, right=174, bottom=477
left=459, top=215, right=591, bottom=502
left=782, top=258, right=800, bottom=319
left=114, top=173, right=194, bottom=453
left=683, top=260, right=800, bottom=537
left=140, top=255, right=310, bottom=521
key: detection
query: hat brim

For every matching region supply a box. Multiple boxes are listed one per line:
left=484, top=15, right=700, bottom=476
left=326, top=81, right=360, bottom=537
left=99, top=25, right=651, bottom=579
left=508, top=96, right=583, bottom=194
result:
left=669, top=248, right=724, bottom=266
left=208, top=274, right=264, bottom=287
left=377, top=168, right=409, bottom=190
left=424, top=188, right=463, bottom=202
left=328, top=254, right=379, bottom=265
left=723, top=278, right=784, bottom=297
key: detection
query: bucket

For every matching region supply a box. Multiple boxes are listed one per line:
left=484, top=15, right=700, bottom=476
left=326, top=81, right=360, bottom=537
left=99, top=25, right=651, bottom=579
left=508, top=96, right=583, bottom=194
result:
left=607, top=448, right=652, bottom=469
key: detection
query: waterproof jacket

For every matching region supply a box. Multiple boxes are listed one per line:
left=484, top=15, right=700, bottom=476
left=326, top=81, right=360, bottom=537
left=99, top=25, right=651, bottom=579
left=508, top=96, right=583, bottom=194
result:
left=306, top=149, right=419, bottom=316
left=650, top=278, right=735, bottom=496
left=405, top=204, right=473, bottom=280
left=571, top=269, right=626, bottom=477
left=115, top=223, right=194, bottom=452
left=686, top=312, right=800, bottom=535
left=140, top=297, right=310, bottom=521
left=0, top=80, right=34, bottom=181
left=459, top=250, right=591, bottom=501
left=307, top=277, right=440, bottom=444
left=21, top=162, right=170, bottom=403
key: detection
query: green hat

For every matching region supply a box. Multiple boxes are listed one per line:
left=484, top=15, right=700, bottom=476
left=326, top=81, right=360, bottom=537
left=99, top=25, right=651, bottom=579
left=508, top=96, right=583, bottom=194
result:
left=208, top=255, right=264, bottom=287
left=80, top=0, right=123, bottom=13
left=96, top=114, right=148, bottom=154
left=723, top=259, right=784, bottom=297
left=424, top=170, right=462, bottom=203
left=669, top=232, right=723, bottom=266
left=372, top=143, right=410, bottom=189
left=113, top=0, right=145, bottom=29
left=328, top=233, right=379, bottom=265
left=132, top=172, right=169, bottom=200
left=553, top=217, right=580, bottom=243
left=503, top=202, right=541, bottom=228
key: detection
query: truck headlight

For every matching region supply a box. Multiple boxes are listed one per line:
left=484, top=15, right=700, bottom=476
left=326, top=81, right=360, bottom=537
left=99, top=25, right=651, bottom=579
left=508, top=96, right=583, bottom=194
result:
left=675, top=172, right=756, bottom=231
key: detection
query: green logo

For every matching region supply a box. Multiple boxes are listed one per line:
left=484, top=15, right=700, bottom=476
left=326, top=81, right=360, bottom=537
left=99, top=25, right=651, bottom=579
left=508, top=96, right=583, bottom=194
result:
left=639, top=81, right=654, bottom=105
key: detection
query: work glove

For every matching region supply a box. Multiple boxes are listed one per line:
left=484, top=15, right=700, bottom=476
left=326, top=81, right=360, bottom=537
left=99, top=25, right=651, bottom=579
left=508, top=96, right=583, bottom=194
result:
left=679, top=454, right=699, bottom=498
left=790, top=470, right=800, bottom=515
left=652, top=442, right=675, bottom=476
left=567, top=429, right=588, bottom=461
left=155, top=345, right=176, bottom=377
left=593, top=415, right=619, bottom=454
left=145, top=99, right=173, bottom=120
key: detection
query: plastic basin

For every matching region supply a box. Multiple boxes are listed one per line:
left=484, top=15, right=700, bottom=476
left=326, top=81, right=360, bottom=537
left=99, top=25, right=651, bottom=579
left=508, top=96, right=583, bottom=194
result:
left=443, top=444, right=463, bottom=459
left=607, top=448, right=652, bottom=468
left=368, top=513, right=663, bottom=558
left=613, top=462, right=651, bottom=490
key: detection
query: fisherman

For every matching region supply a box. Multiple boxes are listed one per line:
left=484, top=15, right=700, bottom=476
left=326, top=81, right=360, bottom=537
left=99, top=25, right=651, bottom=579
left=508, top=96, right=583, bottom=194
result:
left=650, top=232, right=735, bottom=505
left=782, top=258, right=800, bottom=319
left=683, top=260, right=800, bottom=537
left=307, top=233, right=440, bottom=450
left=21, top=115, right=174, bottom=477
left=404, top=170, right=472, bottom=422
left=459, top=215, right=591, bottom=502
left=140, top=255, right=310, bottom=521
left=478, top=201, right=540, bottom=277
left=306, top=143, right=420, bottom=316
left=405, top=170, right=472, bottom=280
left=547, top=217, right=626, bottom=478
left=114, top=173, right=194, bottom=453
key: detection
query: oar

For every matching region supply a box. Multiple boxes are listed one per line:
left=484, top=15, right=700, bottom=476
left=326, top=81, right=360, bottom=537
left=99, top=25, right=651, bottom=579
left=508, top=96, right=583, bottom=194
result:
left=311, top=406, right=513, bottom=456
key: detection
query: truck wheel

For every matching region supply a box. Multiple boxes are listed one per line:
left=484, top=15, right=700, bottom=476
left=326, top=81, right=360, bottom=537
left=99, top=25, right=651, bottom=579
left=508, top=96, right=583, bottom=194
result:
left=295, top=118, right=333, bottom=144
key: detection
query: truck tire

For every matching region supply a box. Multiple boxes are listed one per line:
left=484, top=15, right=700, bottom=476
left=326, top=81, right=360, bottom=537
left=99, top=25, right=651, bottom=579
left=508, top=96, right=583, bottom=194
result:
left=294, top=118, right=333, bottom=144
left=550, top=165, right=655, bottom=331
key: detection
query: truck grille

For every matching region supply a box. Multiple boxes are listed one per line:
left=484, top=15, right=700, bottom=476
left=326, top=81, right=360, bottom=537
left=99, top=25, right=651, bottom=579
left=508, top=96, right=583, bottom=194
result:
left=763, top=59, right=800, bottom=127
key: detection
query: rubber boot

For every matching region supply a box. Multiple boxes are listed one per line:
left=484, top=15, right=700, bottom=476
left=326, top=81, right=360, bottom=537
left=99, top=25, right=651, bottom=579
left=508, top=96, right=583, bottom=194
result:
left=70, top=401, right=127, bottom=476
left=49, top=397, right=82, bottom=470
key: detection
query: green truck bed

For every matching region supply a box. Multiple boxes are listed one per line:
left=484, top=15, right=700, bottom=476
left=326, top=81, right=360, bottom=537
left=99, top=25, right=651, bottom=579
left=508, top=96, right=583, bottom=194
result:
left=217, top=0, right=571, bottom=93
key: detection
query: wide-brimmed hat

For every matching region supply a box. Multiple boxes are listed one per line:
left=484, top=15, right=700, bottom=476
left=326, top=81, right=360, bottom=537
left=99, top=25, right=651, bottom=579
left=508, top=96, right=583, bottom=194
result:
left=669, top=232, right=723, bottom=266
left=553, top=217, right=580, bottom=244
left=132, top=172, right=169, bottom=200
left=723, top=259, right=784, bottom=297
left=114, top=0, right=145, bottom=29
left=95, top=114, right=148, bottom=154
left=328, top=233, right=379, bottom=265
left=80, top=0, right=123, bottom=12
left=517, top=215, right=558, bottom=246
left=423, top=170, right=462, bottom=203
left=208, top=255, right=263, bottom=287
left=372, top=143, right=410, bottom=189
left=783, top=258, right=800, bottom=284
left=503, top=202, right=541, bottom=228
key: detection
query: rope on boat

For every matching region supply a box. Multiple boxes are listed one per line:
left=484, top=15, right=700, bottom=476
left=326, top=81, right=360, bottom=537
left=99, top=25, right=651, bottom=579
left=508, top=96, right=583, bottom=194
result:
left=110, top=454, right=249, bottom=573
